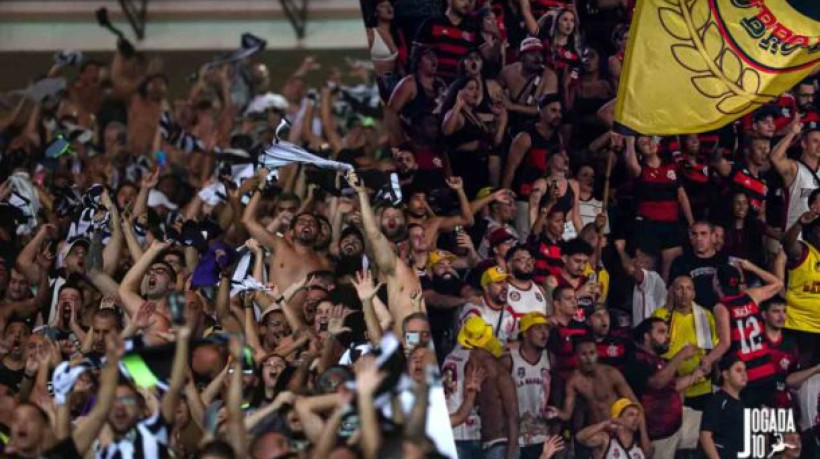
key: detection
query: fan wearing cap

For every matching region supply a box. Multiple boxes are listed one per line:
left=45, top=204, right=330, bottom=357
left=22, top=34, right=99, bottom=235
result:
left=782, top=193, right=820, bottom=367
left=702, top=260, right=783, bottom=407
left=575, top=397, right=652, bottom=459
left=459, top=266, right=517, bottom=344
left=242, top=167, right=327, bottom=293
left=424, top=249, right=474, bottom=359
left=771, top=115, right=820, bottom=231
left=699, top=355, right=748, bottom=459
left=473, top=189, right=519, bottom=260
left=497, top=38, right=558, bottom=135
left=442, top=316, right=486, bottom=456
left=455, top=316, right=520, bottom=459
left=499, top=312, right=553, bottom=455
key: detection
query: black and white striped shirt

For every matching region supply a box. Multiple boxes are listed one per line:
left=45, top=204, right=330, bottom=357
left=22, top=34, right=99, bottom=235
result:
left=94, top=411, right=169, bottom=459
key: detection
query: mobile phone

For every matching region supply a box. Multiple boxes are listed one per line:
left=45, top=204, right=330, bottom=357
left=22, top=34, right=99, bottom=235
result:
left=405, top=332, right=420, bottom=347
left=168, top=292, right=186, bottom=325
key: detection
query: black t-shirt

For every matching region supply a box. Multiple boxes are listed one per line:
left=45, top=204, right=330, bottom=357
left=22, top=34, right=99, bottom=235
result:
left=0, top=360, right=24, bottom=393
left=669, top=251, right=728, bottom=309
left=701, top=390, right=745, bottom=459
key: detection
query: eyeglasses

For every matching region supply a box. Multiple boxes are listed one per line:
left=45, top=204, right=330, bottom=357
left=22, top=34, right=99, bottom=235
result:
left=147, top=267, right=171, bottom=277
left=114, top=395, right=138, bottom=406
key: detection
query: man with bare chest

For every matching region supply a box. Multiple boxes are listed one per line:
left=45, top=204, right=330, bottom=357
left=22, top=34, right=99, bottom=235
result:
left=127, top=74, right=168, bottom=156
left=548, top=336, right=637, bottom=426
left=242, top=170, right=328, bottom=291
left=471, top=341, right=520, bottom=459
left=498, top=38, right=558, bottom=135
left=346, top=172, right=423, bottom=335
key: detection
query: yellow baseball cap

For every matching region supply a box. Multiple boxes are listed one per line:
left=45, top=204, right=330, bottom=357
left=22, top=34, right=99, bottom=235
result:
left=475, top=186, right=495, bottom=200
left=610, top=398, right=642, bottom=419
left=457, top=316, right=503, bottom=358
left=428, top=250, right=457, bottom=269
left=480, top=266, right=510, bottom=289
left=519, top=312, right=550, bottom=334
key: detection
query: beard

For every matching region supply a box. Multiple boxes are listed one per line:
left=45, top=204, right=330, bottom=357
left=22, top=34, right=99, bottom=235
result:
left=382, top=224, right=408, bottom=243
left=432, top=273, right=463, bottom=296
left=512, top=268, right=533, bottom=282
left=652, top=342, right=669, bottom=355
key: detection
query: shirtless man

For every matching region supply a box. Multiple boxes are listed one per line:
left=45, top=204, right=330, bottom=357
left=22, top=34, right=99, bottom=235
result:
left=242, top=168, right=327, bottom=291
left=547, top=336, right=638, bottom=426
left=404, top=177, right=474, bottom=247
left=347, top=171, right=422, bottom=335
left=471, top=336, right=520, bottom=459
left=497, top=37, right=558, bottom=134
left=117, top=240, right=174, bottom=342
left=127, top=73, right=168, bottom=157
left=771, top=118, right=820, bottom=230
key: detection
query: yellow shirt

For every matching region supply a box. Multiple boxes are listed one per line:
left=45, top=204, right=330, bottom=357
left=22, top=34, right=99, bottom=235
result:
left=583, top=264, right=610, bottom=305
left=786, top=242, right=820, bottom=333
left=651, top=306, right=719, bottom=398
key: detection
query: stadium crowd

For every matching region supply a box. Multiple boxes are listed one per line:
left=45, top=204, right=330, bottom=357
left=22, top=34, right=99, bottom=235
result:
left=0, top=0, right=817, bottom=458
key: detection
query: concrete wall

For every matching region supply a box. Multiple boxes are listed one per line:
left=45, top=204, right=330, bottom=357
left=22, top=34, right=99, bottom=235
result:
left=0, top=0, right=369, bottom=51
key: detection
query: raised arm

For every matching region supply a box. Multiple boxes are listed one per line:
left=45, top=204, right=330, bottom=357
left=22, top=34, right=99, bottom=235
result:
left=738, top=258, right=783, bottom=305
left=436, top=177, right=475, bottom=232
left=352, top=270, right=385, bottom=344
left=347, top=171, right=397, bottom=274
left=72, top=334, right=122, bottom=455
left=241, top=169, right=281, bottom=250
left=118, top=240, right=169, bottom=317
left=623, top=136, right=642, bottom=178
left=15, top=224, right=54, bottom=284
left=784, top=212, right=816, bottom=261
left=160, top=325, right=191, bottom=424
left=101, top=190, right=124, bottom=275
left=226, top=336, right=247, bottom=458
left=770, top=119, right=800, bottom=187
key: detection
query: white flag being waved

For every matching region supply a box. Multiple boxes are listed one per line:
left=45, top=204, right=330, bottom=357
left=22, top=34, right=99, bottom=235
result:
left=257, top=120, right=354, bottom=181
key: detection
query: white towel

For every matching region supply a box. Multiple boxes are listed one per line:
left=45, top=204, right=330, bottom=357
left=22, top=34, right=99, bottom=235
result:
left=692, top=303, right=714, bottom=350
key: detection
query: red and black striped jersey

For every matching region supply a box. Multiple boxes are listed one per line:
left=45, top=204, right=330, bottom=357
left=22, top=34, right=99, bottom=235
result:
left=635, top=162, right=682, bottom=222
left=513, top=125, right=562, bottom=197
left=414, top=16, right=483, bottom=83
left=529, top=235, right=563, bottom=285
left=727, top=162, right=767, bottom=214
left=546, top=318, right=591, bottom=381
left=721, top=293, right=776, bottom=385
left=766, top=332, right=800, bottom=410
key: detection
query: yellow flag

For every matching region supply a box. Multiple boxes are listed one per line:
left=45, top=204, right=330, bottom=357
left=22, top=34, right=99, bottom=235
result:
left=615, top=0, right=820, bottom=135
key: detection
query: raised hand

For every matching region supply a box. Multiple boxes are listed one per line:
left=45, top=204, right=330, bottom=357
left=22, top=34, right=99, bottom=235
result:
left=327, top=305, right=351, bottom=336
left=345, top=171, right=365, bottom=195
left=141, top=168, right=160, bottom=189
left=446, top=176, right=465, bottom=191
left=355, top=355, right=385, bottom=396
left=352, top=270, right=383, bottom=301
